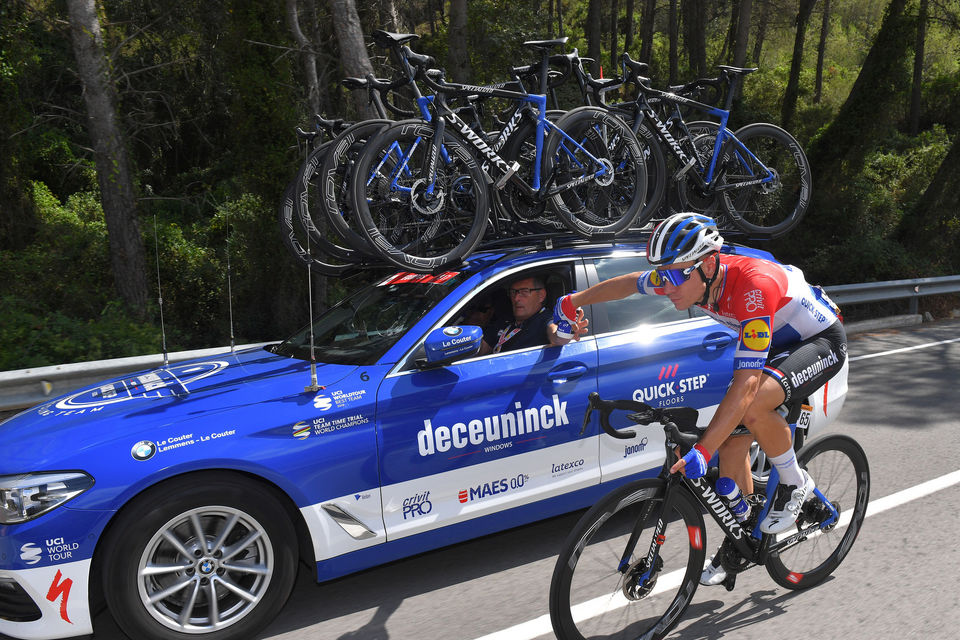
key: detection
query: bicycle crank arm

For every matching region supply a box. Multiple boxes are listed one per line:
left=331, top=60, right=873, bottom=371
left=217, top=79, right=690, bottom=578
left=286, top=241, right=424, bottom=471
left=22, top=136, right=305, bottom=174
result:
left=494, top=161, right=520, bottom=189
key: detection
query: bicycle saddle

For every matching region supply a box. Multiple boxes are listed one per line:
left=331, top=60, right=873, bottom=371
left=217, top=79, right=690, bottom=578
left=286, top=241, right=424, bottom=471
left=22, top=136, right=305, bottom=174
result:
left=523, top=37, right=569, bottom=51
left=372, top=30, right=419, bottom=47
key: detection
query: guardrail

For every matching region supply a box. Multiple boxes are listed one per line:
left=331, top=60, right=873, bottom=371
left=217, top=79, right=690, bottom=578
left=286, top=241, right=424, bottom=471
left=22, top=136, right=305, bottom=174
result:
left=2, top=275, right=958, bottom=414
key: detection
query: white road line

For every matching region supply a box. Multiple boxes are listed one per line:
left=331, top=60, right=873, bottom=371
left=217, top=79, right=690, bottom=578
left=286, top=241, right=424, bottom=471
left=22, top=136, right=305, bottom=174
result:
left=850, top=337, right=960, bottom=362
left=470, top=468, right=960, bottom=640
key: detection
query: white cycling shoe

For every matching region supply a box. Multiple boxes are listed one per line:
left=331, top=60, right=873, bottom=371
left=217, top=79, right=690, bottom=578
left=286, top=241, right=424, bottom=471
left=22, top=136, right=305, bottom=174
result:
left=760, top=470, right=816, bottom=534
left=700, top=553, right=727, bottom=586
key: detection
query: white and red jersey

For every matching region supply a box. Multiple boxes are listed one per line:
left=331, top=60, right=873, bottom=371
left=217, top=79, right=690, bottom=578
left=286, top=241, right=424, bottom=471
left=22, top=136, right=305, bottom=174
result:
left=637, top=254, right=840, bottom=370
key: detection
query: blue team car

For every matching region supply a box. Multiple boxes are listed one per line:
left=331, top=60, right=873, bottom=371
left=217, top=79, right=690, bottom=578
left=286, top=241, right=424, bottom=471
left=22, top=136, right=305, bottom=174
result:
left=0, top=239, right=849, bottom=640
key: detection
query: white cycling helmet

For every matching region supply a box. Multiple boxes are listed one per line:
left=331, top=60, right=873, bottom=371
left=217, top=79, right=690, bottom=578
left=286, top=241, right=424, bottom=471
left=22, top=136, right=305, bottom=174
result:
left=646, top=212, right=724, bottom=265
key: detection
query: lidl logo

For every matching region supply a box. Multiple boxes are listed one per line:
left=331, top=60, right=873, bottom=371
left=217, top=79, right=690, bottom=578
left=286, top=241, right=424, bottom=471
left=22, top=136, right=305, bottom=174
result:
left=740, top=318, right=771, bottom=352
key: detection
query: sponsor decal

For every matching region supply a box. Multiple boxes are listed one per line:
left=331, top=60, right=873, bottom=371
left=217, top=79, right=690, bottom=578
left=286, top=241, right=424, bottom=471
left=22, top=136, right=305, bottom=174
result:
left=648, top=270, right=664, bottom=287
left=314, top=389, right=367, bottom=411
left=744, top=289, right=765, bottom=313
left=623, top=437, right=650, bottom=458
left=39, top=361, right=228, bottom=417
left=740, top=317, right=772, bottom=352
left=402, top=491, right=433, bottom=519
left=799, top=295, right=828, bottom=323
left=790, top=350, right=839, bottom=387
left=131, top=440, right=157, bottom=461
left=292, top=422, right=311, bottom=440
left=632, top=371, right=709, bottom=407
left=458, top=473, right=529, bottom=504
left=302, top=413, right=370, bottom=436
left=551, top=458, right=585, bottom=477
left=20, top=543, right=41, bottom=565
left=46, top=570, right=73, bottom=624
left=417, top=395, right=569, bottom=457
left=380, top=271, right=459, bottom=286
left=443, top=326, right=463, bottom=337
left=354, top=492, right=372, bottom=501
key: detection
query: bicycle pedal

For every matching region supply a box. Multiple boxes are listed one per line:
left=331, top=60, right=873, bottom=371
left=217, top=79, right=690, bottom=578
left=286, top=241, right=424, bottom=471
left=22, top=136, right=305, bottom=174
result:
left=495, top=161, right=521, bottom=189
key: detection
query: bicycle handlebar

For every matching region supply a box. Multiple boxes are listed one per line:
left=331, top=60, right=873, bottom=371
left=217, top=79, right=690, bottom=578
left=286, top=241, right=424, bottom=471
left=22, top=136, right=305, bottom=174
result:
left=582, top=392, right=698, bottom=453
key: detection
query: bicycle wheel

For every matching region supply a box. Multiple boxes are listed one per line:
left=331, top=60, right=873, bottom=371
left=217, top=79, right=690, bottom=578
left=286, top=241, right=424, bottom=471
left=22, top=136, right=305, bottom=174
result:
left=765, top=434, right=870, bottom=590
left=278, top=179, right=358, bottom=276
left=351, top=119, right=489, bottom=272
left=666, top=125, right=725, bottom=219
left=720, top=122, right=812, bottom=238
left=550, top=479, right=706, bottom=640
left=544, top=107, right=648, bottom=237
left=317, top=119, right=392, bottom=256
left=494, top=116, right=565, bottom=235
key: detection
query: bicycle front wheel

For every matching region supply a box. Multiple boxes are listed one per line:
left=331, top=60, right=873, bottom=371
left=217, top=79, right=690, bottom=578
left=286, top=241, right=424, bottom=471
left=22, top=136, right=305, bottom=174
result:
left=720, top=123, right=812, bottom=238
left=765, top=434, right=870, bottom=590
left=550, top=479, right=706, bottom=640
left=351, top=120, right=489, bottom=272
left=544, top=107, right=648, bottom=237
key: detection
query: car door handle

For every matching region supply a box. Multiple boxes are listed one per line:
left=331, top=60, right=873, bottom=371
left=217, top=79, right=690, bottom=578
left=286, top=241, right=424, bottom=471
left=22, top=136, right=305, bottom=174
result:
left=703, top=335, right=734, bottom=351
left=548, top=364, right=588, bottom=384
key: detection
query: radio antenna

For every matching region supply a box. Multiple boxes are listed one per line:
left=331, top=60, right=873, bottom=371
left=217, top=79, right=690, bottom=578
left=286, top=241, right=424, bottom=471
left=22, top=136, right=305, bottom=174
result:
left=225, top=206, right=236, bottom=353
left=153, top=213, right=169, bottom=368
left=304, top=211, right=320, bottom=393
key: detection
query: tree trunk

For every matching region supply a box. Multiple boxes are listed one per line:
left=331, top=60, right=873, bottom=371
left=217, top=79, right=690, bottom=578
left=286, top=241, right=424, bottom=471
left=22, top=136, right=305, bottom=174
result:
left=587, top=0, right=603, bottom=76
left=557, top=0, right=564, bottom=37
left=814, top=0, right=831, bottom=103
left=733, top=0, right=752, bottom=68
left=683, top=0, right=707, bottom=78
left=752, top=0, right=769, bottom=64
left=721, top=0, right=740, bottom=66
left=909, top=0, right=927, bottom=134
left=286, top=0, right=321, bottom=117
left=781, top=0, right=817, bottom=129
left=668, top=0, right=679, bottom=83
left=639, top=0, right=656, bottom=63
left=624, top=0, right=635, bottom=53
left=610, top=0, right=619, bottom=72
left=380, top=0, right=402, bottom=32
left=65, top=0, right=148, bottom=318
left=448, top=0, right=471, bottom=82
left=329, top=0, right=376, bottom=119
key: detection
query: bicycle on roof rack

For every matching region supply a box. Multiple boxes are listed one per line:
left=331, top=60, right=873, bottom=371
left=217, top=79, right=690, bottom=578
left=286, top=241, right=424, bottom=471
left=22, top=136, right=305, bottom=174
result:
left=549, top=392, right=869, bottom=640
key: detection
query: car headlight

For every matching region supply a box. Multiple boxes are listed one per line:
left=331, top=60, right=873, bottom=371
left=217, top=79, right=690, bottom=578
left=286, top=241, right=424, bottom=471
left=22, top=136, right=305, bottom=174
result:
left=0, top=472, right=95, bottom=524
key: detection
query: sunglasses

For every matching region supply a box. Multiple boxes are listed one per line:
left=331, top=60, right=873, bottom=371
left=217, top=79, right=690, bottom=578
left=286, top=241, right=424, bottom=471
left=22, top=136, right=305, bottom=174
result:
left=657, top=260, right=703, bottom=286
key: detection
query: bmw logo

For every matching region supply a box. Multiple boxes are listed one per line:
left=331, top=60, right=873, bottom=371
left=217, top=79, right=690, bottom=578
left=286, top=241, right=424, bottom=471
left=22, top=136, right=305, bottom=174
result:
left=131, top=440, right=157, bottom=461
left=443, top=327, right=463, bottom=337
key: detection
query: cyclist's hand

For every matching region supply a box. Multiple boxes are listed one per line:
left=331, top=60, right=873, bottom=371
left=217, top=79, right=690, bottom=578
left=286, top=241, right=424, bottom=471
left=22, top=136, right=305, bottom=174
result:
left=670, top=443, right=710, bottom=478
left=554, top=308, right=588, bottom=343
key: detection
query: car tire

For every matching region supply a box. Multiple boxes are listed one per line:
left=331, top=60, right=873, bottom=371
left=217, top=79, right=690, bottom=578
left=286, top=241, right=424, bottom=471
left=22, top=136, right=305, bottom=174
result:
left=100, top=472, right=298, bottom=640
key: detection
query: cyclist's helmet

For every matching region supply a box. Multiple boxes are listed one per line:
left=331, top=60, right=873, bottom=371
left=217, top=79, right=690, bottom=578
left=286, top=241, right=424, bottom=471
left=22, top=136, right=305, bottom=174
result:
left=646, top=212, right=724, bottom=265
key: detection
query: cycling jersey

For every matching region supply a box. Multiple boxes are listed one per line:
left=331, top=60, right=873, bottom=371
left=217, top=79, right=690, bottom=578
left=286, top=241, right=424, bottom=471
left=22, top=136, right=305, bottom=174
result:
left=636, top=254, right=841, bottom=371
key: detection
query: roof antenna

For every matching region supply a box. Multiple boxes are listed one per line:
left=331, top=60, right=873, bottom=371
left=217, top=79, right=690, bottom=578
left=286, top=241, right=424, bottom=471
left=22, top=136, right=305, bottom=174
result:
left=304, top=217, right=320, bottom=393
left=225, top=206, right=236, bottom=354
left=153, top=213, right=169, bottom=368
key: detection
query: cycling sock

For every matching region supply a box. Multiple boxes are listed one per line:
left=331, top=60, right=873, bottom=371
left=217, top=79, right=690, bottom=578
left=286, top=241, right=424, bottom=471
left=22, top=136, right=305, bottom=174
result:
left=768, top=449, right=804, bottom=487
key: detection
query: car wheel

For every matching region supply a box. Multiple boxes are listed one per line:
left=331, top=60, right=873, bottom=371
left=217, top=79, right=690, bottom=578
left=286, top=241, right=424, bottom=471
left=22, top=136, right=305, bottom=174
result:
left=100, top=473, right=298, bottom=640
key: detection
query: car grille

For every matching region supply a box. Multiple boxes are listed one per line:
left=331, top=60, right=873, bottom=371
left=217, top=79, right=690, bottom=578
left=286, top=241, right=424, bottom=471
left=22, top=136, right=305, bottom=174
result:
left=0, top=577, right=41, bottom=622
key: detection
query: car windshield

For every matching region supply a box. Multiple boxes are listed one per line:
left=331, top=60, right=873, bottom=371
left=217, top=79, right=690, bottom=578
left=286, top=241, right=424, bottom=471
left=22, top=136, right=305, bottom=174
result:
left=270, top=271, right=466, bottom=365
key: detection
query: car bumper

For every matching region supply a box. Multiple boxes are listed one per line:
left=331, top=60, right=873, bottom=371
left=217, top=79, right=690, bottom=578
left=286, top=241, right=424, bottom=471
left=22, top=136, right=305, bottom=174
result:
left=0, top=559, right=92, bottom=639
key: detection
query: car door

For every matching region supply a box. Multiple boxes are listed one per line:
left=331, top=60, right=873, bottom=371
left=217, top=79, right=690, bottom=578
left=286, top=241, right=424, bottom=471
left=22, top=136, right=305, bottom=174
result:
left=375, top=259, right=599, bottom=542
left=585, top=253, right=738, bottom=482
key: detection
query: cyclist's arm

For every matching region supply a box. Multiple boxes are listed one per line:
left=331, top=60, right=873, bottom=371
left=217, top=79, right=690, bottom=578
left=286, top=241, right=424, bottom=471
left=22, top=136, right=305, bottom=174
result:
left=567, top=271, right=649, bottom=308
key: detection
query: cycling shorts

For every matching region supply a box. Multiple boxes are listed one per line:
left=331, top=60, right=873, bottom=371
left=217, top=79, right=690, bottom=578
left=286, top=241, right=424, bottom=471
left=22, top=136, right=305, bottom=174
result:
left=761, top=320, right=847, bottom=405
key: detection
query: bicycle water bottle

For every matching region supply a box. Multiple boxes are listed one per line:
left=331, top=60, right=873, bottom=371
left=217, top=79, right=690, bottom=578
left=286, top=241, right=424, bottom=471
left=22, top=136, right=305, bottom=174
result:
left=716, top=476, right=750, bottom=522
left=556, top=320, right=573, bottom=340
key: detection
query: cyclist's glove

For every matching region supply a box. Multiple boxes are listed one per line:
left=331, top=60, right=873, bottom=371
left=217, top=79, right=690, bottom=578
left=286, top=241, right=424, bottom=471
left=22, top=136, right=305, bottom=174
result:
left=680, top=443, right=711, bottom=479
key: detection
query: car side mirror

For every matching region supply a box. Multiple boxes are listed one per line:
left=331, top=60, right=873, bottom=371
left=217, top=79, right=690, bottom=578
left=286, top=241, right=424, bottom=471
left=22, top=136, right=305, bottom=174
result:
left=417, top=326, right=483, bottom=369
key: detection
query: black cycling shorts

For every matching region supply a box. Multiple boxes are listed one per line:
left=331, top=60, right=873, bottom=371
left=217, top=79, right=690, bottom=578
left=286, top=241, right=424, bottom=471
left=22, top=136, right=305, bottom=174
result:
left=762, top=321, right=847, bottom=405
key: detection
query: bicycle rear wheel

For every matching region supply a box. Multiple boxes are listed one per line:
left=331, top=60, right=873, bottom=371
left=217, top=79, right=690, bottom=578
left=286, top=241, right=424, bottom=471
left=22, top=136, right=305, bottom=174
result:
left=545, top=107, right=648, bottom=237
left=765, top=434, right=870, bottom=590
left=720, top=123, right=812, bottom=238
left=352, top=120, right=489, bottom=272
left=278, top=179, right=358, bottom=276
left=549, top=479, right=706, bottom=640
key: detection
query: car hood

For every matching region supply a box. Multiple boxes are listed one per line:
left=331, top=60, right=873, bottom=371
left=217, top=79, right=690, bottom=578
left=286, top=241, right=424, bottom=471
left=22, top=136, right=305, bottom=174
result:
left=0, top=347, right=356, bottom=470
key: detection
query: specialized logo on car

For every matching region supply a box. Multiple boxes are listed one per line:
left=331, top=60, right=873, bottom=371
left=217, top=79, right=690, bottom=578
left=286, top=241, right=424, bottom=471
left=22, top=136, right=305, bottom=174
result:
left=38, top=361, right=229, bottom=417
left=46, top=570, right=73, bottom=623
left=740, top=317, right=772, bottom=352
left=417, top=395, right=569, bottom=456
left=402, top=491, right=433, bottom=519
left=458, top=473, right=529, bottom=503
left=131, top=440, right=157, bottom=461
left=633, top=365, right=709, bottom=407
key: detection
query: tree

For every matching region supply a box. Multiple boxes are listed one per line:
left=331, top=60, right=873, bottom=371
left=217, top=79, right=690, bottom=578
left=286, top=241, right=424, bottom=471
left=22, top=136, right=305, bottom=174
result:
left=610, top=0, right=620, bottom=71
left=683, top=0, right=708, bottom=78
left=909, top=0, right=928, bottom=134
left=733, top=0, right=752, bottom=68
left=669, top=0, right=680, bottom=83
left=752, top=0, right=770, bottom=63
left=448, top=0, right=471, bottom=82
left=782, top=0, right=817, bottom=129
left=286, top=0, right=321, bottom=116
left=65, top=0, right=148, bottom=317
left=624, top=0, right=635, bottom=52
left=329, top=0, right=376, bottom=119
left=587, top=0, right=603, bottom=75
left=814, top=0, right=831, bottom=103
left=639, top=0, right=656, bottom=62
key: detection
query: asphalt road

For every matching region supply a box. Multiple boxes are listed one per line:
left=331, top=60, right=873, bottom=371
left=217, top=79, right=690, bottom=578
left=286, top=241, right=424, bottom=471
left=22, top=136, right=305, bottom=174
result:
left=15, top=319, right=960, bottom=640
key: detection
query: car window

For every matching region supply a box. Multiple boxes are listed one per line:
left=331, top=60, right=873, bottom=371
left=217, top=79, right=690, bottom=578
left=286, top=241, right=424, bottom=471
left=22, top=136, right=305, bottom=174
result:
left=593, top=255, right=689, bottom=331
left=271, top=271, right=467, bottom=365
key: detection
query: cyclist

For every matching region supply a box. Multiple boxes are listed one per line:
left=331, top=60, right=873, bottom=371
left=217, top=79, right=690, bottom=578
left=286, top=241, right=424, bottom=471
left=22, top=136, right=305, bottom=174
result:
left=553, top=212, right=846, bottom=584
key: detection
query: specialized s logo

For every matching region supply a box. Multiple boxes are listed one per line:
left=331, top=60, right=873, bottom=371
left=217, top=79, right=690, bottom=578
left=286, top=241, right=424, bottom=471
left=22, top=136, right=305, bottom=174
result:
left=46, top=570, right=73, bottom=623
left=740, top=318, right=772, bottom=352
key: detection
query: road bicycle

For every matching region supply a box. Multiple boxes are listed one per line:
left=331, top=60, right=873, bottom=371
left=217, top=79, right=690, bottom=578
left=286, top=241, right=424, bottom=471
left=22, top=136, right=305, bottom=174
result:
left=549, top=392, right=869, bottom=640
left=350, top=46, right=649, bottom=271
